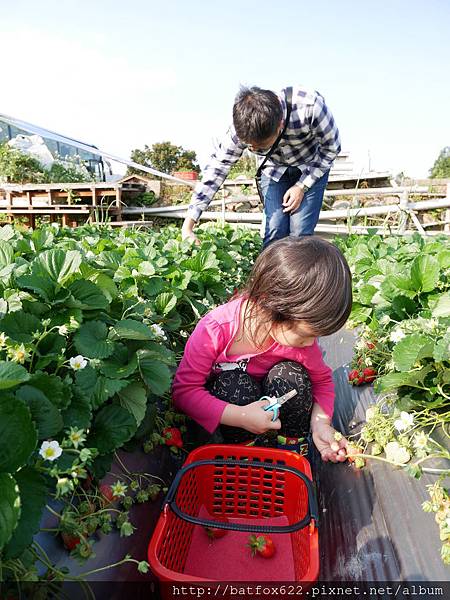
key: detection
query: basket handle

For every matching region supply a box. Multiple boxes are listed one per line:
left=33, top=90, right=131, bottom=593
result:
left=164, top=458, right=319, bottom=534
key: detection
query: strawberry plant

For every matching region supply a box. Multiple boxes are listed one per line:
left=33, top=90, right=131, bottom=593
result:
left=0, top=222, right=260, bottom=584
left=336, top=232, right=450, bottom=562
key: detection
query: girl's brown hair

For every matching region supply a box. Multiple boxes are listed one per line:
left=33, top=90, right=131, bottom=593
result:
left=242, top=236, right=352, bottom=343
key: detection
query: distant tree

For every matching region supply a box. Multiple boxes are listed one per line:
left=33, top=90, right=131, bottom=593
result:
left=228, top=150, right=258, bottom=179
left=429, top=146, right=450, bottom=178
left=128, top=141, right=200, bottom=177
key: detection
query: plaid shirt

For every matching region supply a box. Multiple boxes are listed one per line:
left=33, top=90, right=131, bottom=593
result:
left=187, top=85, right=341, bottom=222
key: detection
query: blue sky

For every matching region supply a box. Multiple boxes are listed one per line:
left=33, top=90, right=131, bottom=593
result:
left=1, top=0, right=449, bottom=176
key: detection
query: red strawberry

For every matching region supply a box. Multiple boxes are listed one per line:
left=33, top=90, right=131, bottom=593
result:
left=362, top=368, right=377, bottom=383
left=366, top=342, right=375, bottom=350
left=248, top=534, right=275, bottom=558
left=99, top=484, right=117, bottom=505
left=204, top=515, right=229, bottom=540
left=162, top=427, right=183, bottom=448
left=348, top=369, right=359, bottom=384
left=346, top=444, right=363, bottom=463
left=61, top=532, right=81, bottom=551
left=81, top=472, right=94, bottom=491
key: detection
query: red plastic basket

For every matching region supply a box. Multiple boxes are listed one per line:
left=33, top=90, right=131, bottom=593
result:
left=148, top=444, right=319, bottom=582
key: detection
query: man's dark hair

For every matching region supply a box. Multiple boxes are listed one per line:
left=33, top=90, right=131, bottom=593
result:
left=242, top=237, right=353, bottom=344
left=233, top=86, right=283, bottom=144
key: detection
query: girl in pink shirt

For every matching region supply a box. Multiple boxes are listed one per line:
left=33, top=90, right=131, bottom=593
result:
left=172, top=236, right=352, bottom=462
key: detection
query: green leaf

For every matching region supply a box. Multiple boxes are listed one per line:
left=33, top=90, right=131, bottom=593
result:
left=87, top=405, right=137, bottom=454
left=88, top=272, right=118, bottom=302
left=429, top=294, right=450, bottom=318
left=0, top=395, right=37, bottom=472
left=16, top=385, right=64, bottom=439
left=388, top=273, right=414, bottom=294
left=15, top=272, right=55, bottom=302
left=109, top=319, right=154, bottom=341
left=138, top=261, right=156, bottom=276
left=358, top=284, right=377, bottom=305
left=154, top=292, right=177, bottom=316
left=0, top=224, right=15, bottom=241
left=183, top=250, right=219, bottom=272
left=31, top=249, right=82, bottom=285
left=392, top=334, right=434, bottom=372
left=0, top=311, right=42, bottom=343
left=29, top=372, right=71, bottom=410
left=91, top=377, right=129, bottom=410
left=100, top=355, right=138, bottom=379
left=437, top=249, right=450, bottom=269
left=74, top=365, right=97, bottom=402
left=434, top=332, right=450, bottom=362
left=391, top=295, right=418, bottom=320
left=0, top=473, right=20, bottom=551
left=375, top=365, right=434, bottom=392
left=74, top=321, right=115, bottom=359
left=0, top=240, right=14, bottom=267
left=30, top=228, right=54, bottom=252
left=410, top=255, right=440, bottom=293
left=3, top=467, right=47, bottom=558
left=67, top=279, right=109, bottom=310
left=137, top=350, right=172, bottom=395
left=140, top=341, right=176, bottom=366
left=348, top=303, right=372, bottom=326
left=142, top=277, right=166, bottom=297
left=118, top=382, right=147, bottom=427
left=62, top=390, right=92, bottom=430
left=0, top=361, right=30, bottom=389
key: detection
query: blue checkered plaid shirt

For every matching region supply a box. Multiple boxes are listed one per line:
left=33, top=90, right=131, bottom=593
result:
left=187, top=85, right=341, bottom=222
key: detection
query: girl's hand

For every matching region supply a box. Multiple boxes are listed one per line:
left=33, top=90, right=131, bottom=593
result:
left=221, top=400, right=281, bottom=434
left=311, top=422, right=348, bottom=463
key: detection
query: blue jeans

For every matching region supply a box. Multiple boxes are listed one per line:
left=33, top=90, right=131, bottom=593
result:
left=259, top=167, right=329, bottom=248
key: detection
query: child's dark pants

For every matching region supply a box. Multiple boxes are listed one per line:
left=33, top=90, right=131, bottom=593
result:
left=206, top=360, right=313, bottom=445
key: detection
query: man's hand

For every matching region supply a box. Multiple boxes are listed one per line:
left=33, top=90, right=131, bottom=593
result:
left=181, top=217, right=201, bottom=246
left=282, top=185, right=304, bottom=213
left=312, top=421, right=348, bottom=463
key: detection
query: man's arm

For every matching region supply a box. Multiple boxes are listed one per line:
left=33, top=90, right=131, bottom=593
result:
left=295, top=92, right=341, bottom=191
left=182, top=127, right=245, bottom=240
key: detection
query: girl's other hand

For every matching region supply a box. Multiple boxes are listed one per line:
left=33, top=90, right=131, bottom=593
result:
left=311, top=422, right=348, bottom=463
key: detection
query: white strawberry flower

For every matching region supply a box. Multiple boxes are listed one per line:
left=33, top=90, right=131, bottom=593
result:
left=390, top=329, right=406, bottom=343
left=379, top=314, right=391, bottom=326
left=385, top=441, right=411, bottom=465
left=365, top=407, right=378, bottom=422
left=413, top=431, right=429, bottom=450
left=394, top=411, right=414, bottom=432
left=58, top=325, right=69, bottom=336
left=39, top=440, right=63, bottom=462
left=69, top=355, right=88, bottom=370
left=150, top=324, right=167, bottom=340
left=0, top=332, right=8, bottom=347
left=355, top=339, right=366, bottom=350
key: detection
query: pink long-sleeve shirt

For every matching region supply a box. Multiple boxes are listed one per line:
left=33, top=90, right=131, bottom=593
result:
left=172, top=296, right=335, bottom=433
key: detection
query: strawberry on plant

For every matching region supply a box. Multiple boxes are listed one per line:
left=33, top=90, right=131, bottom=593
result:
left=348, top=369, right=360, bottom=384
left=248, top=534, right=276, bottom=558
left=99, top=484, right=115, bottom=504
left=204, top=515, right=229, bottom=540
left=61, top=532, right=82, bottom=551
left=346, top=444, right=363, bottom=464
left=362, top=368, right=377, bottom=383
left=366, top=342, right=375, bottom=350
left=162, top=427, right=183, bottom=448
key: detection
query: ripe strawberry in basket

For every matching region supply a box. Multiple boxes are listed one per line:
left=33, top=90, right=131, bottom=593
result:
left=204, top=515, right=229, bottom=540
left=162, top=427, right=183, bottom=448
left=248, top=534, right=276, bottom=558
